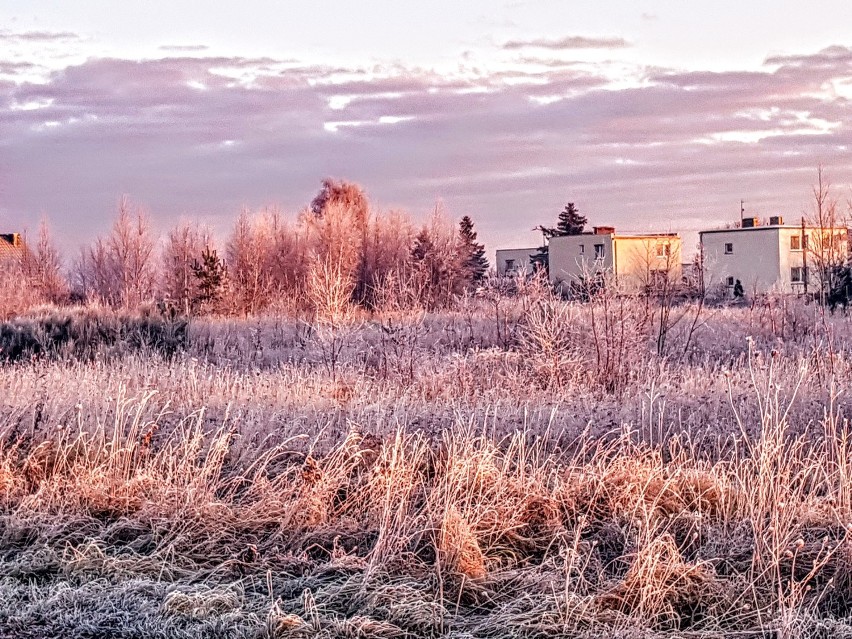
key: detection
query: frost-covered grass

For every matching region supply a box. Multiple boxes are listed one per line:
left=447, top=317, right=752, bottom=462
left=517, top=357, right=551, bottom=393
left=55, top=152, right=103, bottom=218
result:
left=2, top=299, right=852, bottom=637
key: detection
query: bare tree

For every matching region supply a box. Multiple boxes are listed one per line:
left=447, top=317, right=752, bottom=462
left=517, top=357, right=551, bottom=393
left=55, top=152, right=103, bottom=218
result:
left=161, top=220, right=211, bottom=314
left=409, top=207, right=465, bottom=310
left=309, top=179, right=370, bottom=302
left=77, top=197, right=156, bottom=307
left=805, top=167, right=849, bottom=306
left=21, top=220, right=67, bottom=304
left=225, top=209, right=275, bottom=316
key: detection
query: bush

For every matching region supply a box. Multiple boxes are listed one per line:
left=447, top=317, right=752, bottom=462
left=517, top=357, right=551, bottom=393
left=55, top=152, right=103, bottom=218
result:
left=0, top=306, right=188, bottom=362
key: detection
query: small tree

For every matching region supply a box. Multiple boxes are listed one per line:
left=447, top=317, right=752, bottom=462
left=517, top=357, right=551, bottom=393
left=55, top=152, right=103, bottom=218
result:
left=162, top=220, right=209, bottom=315
left=21, top=220, right=67, bottom=304
left=77, top=196, right=156, bottom=308
left=226, top=209, right=274, bottom=315
left=410, top=213, right=462, bottom=310
left=309, top=179, right=371, bottom=303
left=457, top=215, right=489, bottom=285
left=805, top=167, right=848, bottom=306
left=191, top=246, right=228, bottom=311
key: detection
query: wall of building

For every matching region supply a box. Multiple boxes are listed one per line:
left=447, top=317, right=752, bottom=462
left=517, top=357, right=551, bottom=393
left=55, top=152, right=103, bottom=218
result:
left=777, top=228, right=807, bottom=294
left=701, top=228, right=783, bottom=295
left=547, top=234, right=614, bottom=285
left=549, top=233, right=682, bottom=289
left=701, top=225, right=850, bottom=296
left=495, top=248, right=538, bottom=276
left=612, top=236, right=682, bottom=288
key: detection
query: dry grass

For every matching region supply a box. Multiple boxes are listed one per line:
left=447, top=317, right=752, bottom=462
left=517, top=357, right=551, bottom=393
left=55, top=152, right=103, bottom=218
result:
left=1, top=299, right=852, bottom=636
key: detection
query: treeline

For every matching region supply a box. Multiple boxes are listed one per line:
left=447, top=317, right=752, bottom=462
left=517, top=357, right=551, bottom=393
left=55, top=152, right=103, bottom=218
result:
left=1, top=180, right=490, bottom=318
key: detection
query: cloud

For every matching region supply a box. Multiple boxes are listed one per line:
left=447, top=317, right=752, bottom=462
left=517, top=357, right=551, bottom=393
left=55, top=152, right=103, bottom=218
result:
left=502, top=35, right=630, bottom=50
left=1, top=45, right=851, bottom=257
left=0, top=30, right=80, bottom=42
left=159, top=44, right=210, bottom=52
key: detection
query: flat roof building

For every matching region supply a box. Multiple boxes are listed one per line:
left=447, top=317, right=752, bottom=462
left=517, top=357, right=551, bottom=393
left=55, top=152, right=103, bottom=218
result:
left=699, top=216, right=849, bottom=297
left=495, top=247, right=538, bottom=277
left=548, top=226, right=682, bottom=291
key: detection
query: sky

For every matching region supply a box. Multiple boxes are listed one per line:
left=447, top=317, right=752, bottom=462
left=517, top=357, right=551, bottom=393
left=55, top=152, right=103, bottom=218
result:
left=2, top=0, right=852, bottom=257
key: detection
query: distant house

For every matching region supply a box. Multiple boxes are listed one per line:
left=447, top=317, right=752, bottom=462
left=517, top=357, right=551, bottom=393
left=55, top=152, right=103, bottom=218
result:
left=699, top=216, right=849, bottom=297
left=495, top=247, right=538, bottom=277
left=548, top=226, right=682, bottom=290
left=0, top=233, right=24, bottom=262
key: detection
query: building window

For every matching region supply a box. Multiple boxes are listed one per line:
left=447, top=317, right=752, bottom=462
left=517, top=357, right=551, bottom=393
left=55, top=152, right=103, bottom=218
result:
left=505, top=259, right=515, bottom=271
left=579, top=244, right=585, bottom=254
left=726, top=276, right=735, bottom=287
left=791, top=266, right=808, bottom=284
left=656, top=243, right=671, bottom=258
left=724, top=243, right=733, bottom=254
left=790, top=235, right=801, bottom=251
left=594, top=243, right=605, bottom=259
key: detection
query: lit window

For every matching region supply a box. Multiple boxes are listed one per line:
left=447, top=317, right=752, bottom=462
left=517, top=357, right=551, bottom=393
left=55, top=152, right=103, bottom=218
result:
left=724, top=243, right=733, bottom=254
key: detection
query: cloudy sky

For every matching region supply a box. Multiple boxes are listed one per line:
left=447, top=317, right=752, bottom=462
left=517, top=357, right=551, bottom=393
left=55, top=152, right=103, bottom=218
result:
left=2, top=0, right=852, bottom=256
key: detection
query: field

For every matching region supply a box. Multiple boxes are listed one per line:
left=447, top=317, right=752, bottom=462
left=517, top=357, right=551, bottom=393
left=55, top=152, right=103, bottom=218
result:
left=1, top=290, right=852, bottom=638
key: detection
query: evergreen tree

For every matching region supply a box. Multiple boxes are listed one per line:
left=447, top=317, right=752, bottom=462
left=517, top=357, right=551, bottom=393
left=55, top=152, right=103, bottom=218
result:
left=457, top=215, right=489, bottom=284
left=529, top=202, right=586, bottom=275
left=555, top=202, right=587, bottom=236
left=191, top=246, right=227, bottom=310
left=411, top=228, right=435, bottom=263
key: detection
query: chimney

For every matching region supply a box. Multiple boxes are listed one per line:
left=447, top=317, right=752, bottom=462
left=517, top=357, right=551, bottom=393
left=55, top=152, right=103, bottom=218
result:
left=593, top=226, right=615, bottom=235
left=769, top=216, right=783, bottom=226
left=741, top=217, right=759, bottom=228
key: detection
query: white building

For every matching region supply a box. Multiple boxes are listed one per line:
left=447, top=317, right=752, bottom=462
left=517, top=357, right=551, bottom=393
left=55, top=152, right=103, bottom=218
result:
left=495, top=247, right=538, bottom=276
left=699, top=216, right=849, bottom=297
left=548, top=226, right=682, bottom=290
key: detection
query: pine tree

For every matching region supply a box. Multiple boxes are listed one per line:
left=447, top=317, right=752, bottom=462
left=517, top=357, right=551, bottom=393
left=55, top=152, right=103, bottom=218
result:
left=555, top=202, right=587, bottom=236
left=411, top=228, right=435, bottom=263
left=529, top=202, right=586, bottom=275
left=457, top=215, right=489, bottom=284
left=191, top=246, right=227, bottom=310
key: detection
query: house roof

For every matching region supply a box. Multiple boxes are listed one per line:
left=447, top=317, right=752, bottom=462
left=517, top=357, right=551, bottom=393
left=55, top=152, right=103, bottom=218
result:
left=699, top=224, right=848, bottom=236
left=0, top=234, right=24, bottom=261
left=550, top=232, right=679, bottom=240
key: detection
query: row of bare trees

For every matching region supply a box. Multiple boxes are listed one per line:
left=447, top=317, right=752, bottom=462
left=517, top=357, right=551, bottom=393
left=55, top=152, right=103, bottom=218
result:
left=1, top=181, right=490, bottom=318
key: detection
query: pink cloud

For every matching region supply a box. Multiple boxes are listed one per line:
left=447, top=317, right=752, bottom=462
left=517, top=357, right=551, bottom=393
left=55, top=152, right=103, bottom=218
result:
left=0, top=46, right=851, bottom=256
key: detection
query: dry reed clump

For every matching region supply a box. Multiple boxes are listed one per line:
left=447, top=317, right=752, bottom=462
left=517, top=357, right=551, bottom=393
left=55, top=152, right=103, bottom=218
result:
left=558, top=446, right=729, bottom=528
left=2, top=410, right=852, bottom=637
left=5, top=309, right=852, bottom=636
left=439, top=505, right=487, bottom=580
left=596, top=534, right=723, bottom=630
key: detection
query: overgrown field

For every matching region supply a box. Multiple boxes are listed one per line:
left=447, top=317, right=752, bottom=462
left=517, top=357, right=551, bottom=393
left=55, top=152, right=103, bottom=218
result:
left=2, top=294, right=852, bottom=638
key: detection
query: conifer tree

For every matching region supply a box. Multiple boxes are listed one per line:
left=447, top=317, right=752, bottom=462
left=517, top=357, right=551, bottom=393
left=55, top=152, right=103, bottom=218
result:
left=530, top=202, right=586, bottom=275
left=191, top=246, right=227, bottom=310
left=554, top=202, right=587, bottom=236
left=457, top=215, right=489, bottom=284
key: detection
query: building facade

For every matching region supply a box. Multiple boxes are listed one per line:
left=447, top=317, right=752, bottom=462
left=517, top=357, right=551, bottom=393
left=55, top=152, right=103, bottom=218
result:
left=548, top=227, right=682, bottom=290
left=495, top=247, right=538, bottom=277
left=699, top=217, right=849, bottom=297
